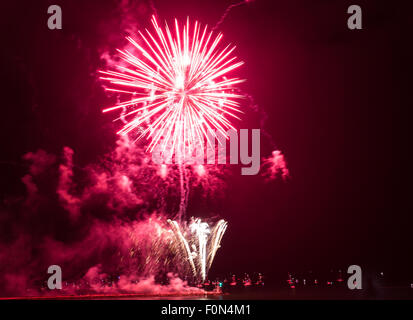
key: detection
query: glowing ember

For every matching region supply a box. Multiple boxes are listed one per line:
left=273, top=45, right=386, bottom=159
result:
left=100, top=16, right=245, bottom=160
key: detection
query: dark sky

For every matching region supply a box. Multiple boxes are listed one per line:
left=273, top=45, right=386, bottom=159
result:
left=0, top=0, right=411, bottom=282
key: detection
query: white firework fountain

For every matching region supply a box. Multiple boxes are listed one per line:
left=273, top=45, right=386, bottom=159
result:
left=168, top=218, right=227, bottom=282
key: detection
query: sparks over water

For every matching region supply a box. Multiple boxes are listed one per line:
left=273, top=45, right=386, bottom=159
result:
left=100, top=15, right=245, bottom=160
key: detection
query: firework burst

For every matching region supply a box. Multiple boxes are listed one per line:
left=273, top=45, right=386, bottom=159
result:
left=100, top=16, right=245, bottom=159
left=168, top=218, right=227, bottom=282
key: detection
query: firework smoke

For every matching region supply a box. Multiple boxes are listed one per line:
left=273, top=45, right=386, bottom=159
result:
left=0, top=136, right=229, bottom=296
left=263, top=150, right=289, bottom=181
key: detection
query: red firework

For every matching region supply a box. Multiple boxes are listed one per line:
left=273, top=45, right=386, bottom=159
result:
left=100, top=16, right=244, bottom=157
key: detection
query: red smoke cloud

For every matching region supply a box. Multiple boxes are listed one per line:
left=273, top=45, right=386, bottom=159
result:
left=0, top=135, right=228, bottom=297
left=262, top=150, right=290, bottom=181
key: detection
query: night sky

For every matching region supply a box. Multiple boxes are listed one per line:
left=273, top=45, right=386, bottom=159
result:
left=0, top=0, right=411, bottom=289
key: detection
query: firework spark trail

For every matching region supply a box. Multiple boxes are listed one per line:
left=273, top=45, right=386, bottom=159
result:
left=190, top=219, right=210, bottom=281
left=177, top=164, right=189, bottom=222
left=212, top=0, right=251, bottom=32
left=168, top=219, right=197, bottom=277
left=100, top=15, right=245, bottom=161
left=207, top=219, right=228, bottom=270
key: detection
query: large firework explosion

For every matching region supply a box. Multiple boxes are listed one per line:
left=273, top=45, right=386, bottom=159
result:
left=99, top=16, right=245, bottom=159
